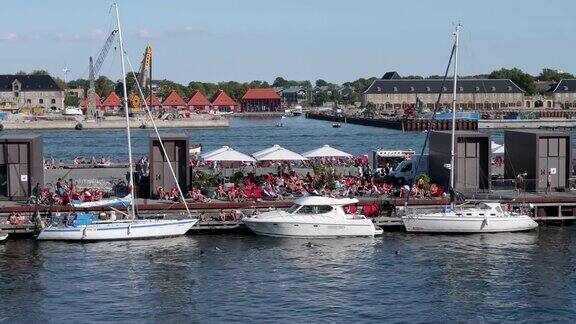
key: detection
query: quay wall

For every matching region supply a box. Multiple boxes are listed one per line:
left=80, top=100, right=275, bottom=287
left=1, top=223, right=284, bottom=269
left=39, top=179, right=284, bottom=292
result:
left=306, top=113, right=478, bottom=131
left=0, top=118, right=228, bottom=131
left=478, top=118, right=576, bottom=129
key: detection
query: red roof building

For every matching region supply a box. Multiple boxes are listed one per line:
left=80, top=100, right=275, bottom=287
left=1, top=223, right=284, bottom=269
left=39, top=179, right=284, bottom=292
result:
left=145, top=93, right=162, bottom=112
left=162, top=90, right=187, bottom=110
left=241, top=88, right=282, bottom=112
left=80, top=93, right=103, bottom=109
left=211, top=89, right=239, bottom=113
left=188, top=91, right=211, bottom=113
left=101, top=92, right=122, bottom=112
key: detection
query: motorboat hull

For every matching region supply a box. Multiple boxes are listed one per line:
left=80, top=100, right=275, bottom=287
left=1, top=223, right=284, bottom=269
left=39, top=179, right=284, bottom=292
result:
left=402, top=215, right=538, bottom=233
left=243, top=218, right=381, bottom=238
left=37, top=219, right=197, bottom=241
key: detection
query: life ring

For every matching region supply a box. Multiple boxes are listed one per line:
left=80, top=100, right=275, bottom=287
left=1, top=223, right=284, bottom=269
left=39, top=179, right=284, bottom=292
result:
left=75, top=123, right=83, bottom=130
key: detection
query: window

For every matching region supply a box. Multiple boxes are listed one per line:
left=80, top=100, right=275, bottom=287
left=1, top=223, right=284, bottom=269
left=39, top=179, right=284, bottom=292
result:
left=376, top=87, right=381, bottom=92
left=458, top=86, right=463, bottom=91
left=442, top=87, right=447, bottom=92
left=507, top=86, right=512, bottom=91
left=51, top=98, right=56, bottom=104
left=475, top=86, right=480, bottom=92
left=491, top=86, right=496, bottom=91
left=393, top=87, right=398, bottom=92
left=287, top=204, right=301, bottom=214
left=410, top=87, right=415, bottom=92
left=296, top=205, right=333, bottom=214
left=26, top=99, right=31, bottom=104
left=563, top=86, right=569, bottom=91
left=399, top=163, right=412, bottom=172
left=426, top=87, right=431, bottom=92
left=14, top=92, right=19, bottom=98
left=39, top=99, right=44, bottom=104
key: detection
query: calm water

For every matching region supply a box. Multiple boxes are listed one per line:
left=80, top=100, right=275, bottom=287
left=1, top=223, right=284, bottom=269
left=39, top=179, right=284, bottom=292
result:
left=2, top=118, right=576, bottom=322
left=4, top=116, right=429, bottom=161
left=1, top=227, right=576, bottom=322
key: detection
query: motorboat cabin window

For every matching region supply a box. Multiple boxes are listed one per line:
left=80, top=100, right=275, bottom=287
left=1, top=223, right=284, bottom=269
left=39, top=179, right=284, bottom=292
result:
left=399, top=163, right=412, bottom=172
left=287, top=204, right=302, bottom=214
left=296, top=205, right=333, bottom=214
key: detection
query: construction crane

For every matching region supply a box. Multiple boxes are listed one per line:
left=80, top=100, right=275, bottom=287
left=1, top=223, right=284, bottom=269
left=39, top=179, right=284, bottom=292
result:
left=128, top=45, right=152, bottom=113
left=86, top=29, right=118, bottom=120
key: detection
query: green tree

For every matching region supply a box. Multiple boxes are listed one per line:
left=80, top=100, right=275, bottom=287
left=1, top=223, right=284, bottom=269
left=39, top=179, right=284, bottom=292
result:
left=31, top=69, right=49, bottom=75
left=315, top=79, right=329, bottom=87
left=489, top=68, right=536, bottom=94
left=537, top=68, right=574, bottom=82
left=15, top=70, right=27, bottom=75
left=64, top=94, right=80, bottom=106
left=95, top=76, right=114, bottom=97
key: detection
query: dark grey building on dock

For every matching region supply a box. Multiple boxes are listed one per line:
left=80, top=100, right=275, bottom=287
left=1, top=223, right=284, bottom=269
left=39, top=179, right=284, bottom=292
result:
left=0, top=135, right=44, bottom=200
left=504, top=130, right=571, bottom=191
left=429, top=131, right=491, bottom=192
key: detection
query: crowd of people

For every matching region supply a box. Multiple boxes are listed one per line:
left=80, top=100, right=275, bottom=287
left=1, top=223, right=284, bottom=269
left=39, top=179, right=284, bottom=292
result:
left=44, top=156, right=113, bottom=169
left=29, top=178, right=108, bottom=206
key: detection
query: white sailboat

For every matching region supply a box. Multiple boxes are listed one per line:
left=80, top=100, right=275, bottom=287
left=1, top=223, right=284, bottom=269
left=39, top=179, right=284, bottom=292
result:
left=37, top=3, right=197, bottom=241
left=402, top=24, right=538, bottom=234
left=243, top=196, right=383, bottom=238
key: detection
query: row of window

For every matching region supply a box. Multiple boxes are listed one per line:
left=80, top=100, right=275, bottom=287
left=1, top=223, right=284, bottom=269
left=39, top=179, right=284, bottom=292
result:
left=24, top=98, right=57, bottom=104
left=375, top=85, right=514, bottom=93
left=378, top=101, right=523, bottom=109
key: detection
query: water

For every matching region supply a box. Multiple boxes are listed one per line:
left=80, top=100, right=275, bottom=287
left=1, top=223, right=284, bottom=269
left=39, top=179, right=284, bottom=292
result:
left=4, top=116, right=429, bottom=161
left=1, top=227, right=576, bottom=322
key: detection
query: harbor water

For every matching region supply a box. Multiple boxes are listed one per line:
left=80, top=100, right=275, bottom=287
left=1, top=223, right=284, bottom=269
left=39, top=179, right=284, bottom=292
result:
left=2, top=117, right=576, bottom=322
left=1, top=227, right=576, bottom=322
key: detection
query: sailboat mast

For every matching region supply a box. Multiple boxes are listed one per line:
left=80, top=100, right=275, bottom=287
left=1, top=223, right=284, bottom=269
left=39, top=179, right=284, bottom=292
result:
left=115, top=3, right=136, bottom=219
left=449, top=23, right=461, bottom=199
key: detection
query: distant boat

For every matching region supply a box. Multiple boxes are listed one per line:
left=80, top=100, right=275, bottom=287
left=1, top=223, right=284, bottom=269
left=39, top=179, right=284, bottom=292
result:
left=292, top=105, right=303, bottom=116
left=276, top=122, right=285, bottom=127
left=332, top=123, right=341, bottom=128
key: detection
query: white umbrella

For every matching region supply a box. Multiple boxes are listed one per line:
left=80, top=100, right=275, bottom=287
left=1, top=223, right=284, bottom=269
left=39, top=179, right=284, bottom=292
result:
left=252, top=144, right=308, bottom=161
left=491, top=141, right=505, bottom=155
left=302, top=144, right=352, bottom=158
left=202, top=146, right=256, bottom=162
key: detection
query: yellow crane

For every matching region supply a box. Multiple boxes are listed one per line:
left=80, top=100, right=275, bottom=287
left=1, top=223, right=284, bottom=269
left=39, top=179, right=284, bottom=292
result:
left=129, top=45, right=152, bottom=113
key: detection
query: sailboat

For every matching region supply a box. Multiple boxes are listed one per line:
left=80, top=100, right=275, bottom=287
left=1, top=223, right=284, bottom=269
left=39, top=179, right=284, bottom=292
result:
left=401, top=24, right=538, bottom=233
left=37, top=3, right=197, bottom=241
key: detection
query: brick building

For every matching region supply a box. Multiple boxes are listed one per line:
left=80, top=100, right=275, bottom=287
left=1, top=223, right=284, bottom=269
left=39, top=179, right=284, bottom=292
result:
left=241, top=88, right=282, bottom=112
left=548, top=80, right=576, bottom=109
left=362, top=72, right=525, bottom=111
left=0, top=74, right=64, bottom=113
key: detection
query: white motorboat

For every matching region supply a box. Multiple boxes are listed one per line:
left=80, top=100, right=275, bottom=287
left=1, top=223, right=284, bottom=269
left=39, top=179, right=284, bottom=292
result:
left=292, top=105, right=303, bottom=116
left=37, top=3, right=197, bottom=241
left=37, top=213, right=196, bottom=241
left=242, top=196, right=383, bottom=238
left=402, top=203, right=538, bottom=233
left=401, top=25, right=538, bottom=234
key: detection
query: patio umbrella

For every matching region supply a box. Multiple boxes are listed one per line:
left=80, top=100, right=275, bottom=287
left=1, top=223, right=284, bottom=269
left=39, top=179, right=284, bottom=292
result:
left=491, top=141, right=505, bottom=155
left=302, top=144, right=353, bottom=158
left=252, top=144, right=307, bottom=161
left=202, top=146, right=256, bottom=162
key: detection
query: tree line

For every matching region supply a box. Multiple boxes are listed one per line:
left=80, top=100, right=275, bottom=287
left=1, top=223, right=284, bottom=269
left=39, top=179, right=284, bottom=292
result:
left=13, top=67, right=576, bottom=107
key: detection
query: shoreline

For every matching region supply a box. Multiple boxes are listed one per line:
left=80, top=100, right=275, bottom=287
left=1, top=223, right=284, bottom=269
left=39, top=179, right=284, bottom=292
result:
left=0, top=117, right=229, bottom=130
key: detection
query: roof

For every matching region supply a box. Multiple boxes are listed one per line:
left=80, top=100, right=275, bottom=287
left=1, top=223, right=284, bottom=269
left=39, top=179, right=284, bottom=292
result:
left=382, top=71, right=401, bottom=80
left=242, top=88, right=281, bottom=100
left=211, top=89, right=238, bottom=106
left=187, top=91, right=211, bottom=106
left=294, top=196, right=359, bottom=206
left=162, top=90, right=186, bottom=106
left=201, top=146, right=256, bottom=162
left=101, top=92, right=122, bottom=106
left=301, top=145, right=352, bottom=158
left=534, top=80, right=556, bottom=93
left=0, top=74, right=62, bottom=92
left=281, top=86, right=306, bottom=94
left=252, top=144, right=307, bottom=161
left=363, top=79, right=525, bottom=94
left=80, top=93, right=102, bottom=108
left=145, top=94, right=161, bottom=106
left=550, top=79, right=576, bottom=93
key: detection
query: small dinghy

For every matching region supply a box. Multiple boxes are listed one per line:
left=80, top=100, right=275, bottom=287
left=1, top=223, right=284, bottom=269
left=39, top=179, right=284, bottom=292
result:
left=332, top=123, right=341, bottom=128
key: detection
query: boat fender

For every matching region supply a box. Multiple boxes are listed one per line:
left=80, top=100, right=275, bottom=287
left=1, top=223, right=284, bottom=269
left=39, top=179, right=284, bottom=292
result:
left=0, top=124, right=4, bottom=131
left=139, top=124, right=146, bottom=129
left=82, top=227, right=87, bottom=238
left=127, top=224, right=131, bottom=235
left=75, top=123, right=83, bottom=130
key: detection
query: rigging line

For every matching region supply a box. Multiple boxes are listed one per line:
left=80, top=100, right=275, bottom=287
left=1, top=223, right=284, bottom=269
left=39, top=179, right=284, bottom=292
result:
left=125, top=52, right=193, bottom=219
left=404, top=42, right=456, bottom=206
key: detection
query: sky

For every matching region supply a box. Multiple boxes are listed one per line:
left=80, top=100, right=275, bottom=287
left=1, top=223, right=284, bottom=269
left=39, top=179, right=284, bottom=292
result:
left=1, top=0, right=575, bottom=85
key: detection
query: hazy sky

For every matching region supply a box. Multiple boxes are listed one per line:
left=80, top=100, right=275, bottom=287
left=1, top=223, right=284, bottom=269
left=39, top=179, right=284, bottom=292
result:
left=1, top=0, right=574, bottom=84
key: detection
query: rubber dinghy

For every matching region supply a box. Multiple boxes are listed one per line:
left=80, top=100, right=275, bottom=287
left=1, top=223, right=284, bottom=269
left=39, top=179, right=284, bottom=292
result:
left=71, top=194, right=132, bottom=209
